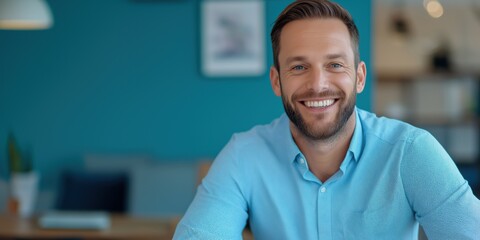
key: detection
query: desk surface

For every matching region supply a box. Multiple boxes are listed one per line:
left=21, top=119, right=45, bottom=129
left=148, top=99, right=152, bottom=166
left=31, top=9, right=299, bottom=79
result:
left=0, top=214, right=179, bottom=240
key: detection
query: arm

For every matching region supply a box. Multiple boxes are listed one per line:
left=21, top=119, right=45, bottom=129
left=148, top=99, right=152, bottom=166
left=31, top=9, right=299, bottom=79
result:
left=173, top=135, right=249, bottom=239
left=401, top=131, right=480, bottom=239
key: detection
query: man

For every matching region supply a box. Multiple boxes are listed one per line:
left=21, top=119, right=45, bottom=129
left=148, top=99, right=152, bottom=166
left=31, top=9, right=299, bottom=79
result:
left=174, top=0, right=480, bottom=239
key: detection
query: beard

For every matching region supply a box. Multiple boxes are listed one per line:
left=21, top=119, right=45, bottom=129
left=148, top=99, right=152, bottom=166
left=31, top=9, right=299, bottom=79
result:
left=281, top=81, right=357, bottom=141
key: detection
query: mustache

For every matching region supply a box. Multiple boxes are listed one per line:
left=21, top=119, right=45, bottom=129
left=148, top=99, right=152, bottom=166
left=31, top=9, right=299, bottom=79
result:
left=292, top=89, right=344, bottom=101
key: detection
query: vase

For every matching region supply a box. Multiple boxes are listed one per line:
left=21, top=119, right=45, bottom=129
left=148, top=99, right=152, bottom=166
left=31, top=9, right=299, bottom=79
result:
left=9, top=171, right=39, bottom=218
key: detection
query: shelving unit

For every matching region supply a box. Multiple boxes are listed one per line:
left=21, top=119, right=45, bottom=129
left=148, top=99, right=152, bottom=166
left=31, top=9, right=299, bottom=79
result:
left=374, top=0, right=480, bottom=198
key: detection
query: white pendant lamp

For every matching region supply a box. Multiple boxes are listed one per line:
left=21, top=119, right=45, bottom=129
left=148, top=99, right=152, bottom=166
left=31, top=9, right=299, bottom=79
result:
left=0, top=0, right=53, bottom=30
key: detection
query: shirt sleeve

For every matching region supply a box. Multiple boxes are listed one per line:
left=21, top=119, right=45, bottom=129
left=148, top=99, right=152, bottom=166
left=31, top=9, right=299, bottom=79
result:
left=401, top=131, right=480, bottom=239
left=173, top=135, right=249, bottom=239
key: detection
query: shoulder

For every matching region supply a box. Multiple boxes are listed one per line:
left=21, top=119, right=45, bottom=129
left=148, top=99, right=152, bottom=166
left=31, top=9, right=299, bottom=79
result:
left=227, top=114, right=287, bottom=150
left=213, top=114, right=290, bottom=176
left=206, top=115, right=288, bottom=196
left=357, top=108, right=430, bottom=145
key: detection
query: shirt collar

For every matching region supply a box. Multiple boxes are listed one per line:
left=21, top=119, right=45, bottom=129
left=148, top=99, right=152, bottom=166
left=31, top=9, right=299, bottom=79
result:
left=348, top=107, right=364, bottom=162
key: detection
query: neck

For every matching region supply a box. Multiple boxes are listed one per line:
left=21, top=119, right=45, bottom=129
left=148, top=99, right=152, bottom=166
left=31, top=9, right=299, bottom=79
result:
left=291, top=111, right=356, bottom=182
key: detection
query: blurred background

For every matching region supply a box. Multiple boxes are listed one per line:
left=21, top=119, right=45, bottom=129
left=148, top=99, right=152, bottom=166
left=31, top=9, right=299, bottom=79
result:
left=0, top=0, right=477, bottom=225
left=375, top=0, right=480, bottom=199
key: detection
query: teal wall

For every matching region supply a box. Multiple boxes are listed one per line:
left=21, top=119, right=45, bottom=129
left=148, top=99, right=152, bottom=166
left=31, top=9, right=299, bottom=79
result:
left=0, top=0, right=372, bottom=197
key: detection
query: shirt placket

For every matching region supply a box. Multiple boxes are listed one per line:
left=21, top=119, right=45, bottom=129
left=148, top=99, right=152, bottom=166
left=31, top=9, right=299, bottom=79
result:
left=317, top=177, right=336, bottom=240
left=295, top=154, right=345, bottom=240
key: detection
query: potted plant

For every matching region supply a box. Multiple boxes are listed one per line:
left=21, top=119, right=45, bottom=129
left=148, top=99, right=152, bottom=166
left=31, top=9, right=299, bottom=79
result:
left=7, top=133, right=38, bottom=218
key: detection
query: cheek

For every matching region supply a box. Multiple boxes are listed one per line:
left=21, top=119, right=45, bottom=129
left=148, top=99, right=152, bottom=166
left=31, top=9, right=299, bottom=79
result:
left=333, top=81, right=356, bottom=100
left=335, top=73, right=357, bottom=90
left=283, top=82, right=304, bottom=101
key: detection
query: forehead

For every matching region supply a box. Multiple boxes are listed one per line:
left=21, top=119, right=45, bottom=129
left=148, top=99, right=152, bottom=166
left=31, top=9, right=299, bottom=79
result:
left=278, top=18, right=353, bottom=62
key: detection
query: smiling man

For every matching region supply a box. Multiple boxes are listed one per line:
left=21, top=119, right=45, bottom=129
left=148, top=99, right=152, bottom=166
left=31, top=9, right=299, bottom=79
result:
left=174, top=1, right=480, bottom=239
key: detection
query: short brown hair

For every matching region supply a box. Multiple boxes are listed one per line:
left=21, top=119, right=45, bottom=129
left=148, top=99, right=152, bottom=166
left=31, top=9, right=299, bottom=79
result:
left=271, top=0, right=360, bottom=70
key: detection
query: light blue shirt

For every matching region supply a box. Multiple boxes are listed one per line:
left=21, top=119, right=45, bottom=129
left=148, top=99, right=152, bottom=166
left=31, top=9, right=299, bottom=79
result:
left=174, top=108, right=480, bottom=239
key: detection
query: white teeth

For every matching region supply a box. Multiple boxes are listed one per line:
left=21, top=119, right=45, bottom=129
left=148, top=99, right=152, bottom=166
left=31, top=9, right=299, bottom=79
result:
left=304, top=99, right=335, bottom=108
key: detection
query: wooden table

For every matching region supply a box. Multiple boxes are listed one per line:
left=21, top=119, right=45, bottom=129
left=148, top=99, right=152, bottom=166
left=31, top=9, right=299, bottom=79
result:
left=0, top=214, right=179, bottom=240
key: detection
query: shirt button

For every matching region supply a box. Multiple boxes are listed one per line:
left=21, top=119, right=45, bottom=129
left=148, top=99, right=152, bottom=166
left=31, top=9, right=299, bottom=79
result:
left=320, top=187, right=326, bottom=193
left=299, top=158, right=305, bottom=164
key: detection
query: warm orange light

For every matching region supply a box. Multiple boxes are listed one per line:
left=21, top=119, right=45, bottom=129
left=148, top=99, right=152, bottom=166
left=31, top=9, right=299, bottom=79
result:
left=425, top=0, right=444, bottom=18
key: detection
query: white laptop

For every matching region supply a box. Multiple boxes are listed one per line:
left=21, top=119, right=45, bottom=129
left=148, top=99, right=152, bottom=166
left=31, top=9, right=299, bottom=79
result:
left=39, top=211, right=110, bottom=230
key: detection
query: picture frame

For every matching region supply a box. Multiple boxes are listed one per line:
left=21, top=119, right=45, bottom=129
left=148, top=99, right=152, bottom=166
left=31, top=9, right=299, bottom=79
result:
left=201, top=1, right=265, bottom=77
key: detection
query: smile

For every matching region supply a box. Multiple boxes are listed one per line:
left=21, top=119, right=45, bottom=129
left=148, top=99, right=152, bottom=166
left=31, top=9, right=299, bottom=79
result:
left=303, top=99, right=335, bottom=108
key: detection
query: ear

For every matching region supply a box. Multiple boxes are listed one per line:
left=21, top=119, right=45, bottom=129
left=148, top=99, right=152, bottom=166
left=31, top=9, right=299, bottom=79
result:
left=355, top=61, right=367, bottom=93
left=270, top=66, right=282, bottom=97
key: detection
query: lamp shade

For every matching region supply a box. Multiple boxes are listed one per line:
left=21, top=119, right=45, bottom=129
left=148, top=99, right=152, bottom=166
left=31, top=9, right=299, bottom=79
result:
left=0, top=0, right=53, bottom=30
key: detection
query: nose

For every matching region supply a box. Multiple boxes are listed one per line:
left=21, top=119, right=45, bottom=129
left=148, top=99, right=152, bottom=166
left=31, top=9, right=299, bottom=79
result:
left=307, top=66, right=329, bottom=92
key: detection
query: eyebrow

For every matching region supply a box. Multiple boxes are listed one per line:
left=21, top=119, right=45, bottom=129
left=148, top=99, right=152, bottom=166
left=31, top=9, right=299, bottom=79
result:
left=285, top=56, right=307, bottom=65
left=325, top=53, right=347, bottom=60
left=284, top=53, right=348, bottom=65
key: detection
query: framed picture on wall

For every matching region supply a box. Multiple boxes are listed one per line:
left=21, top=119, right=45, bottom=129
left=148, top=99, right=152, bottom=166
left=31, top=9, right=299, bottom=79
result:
left=201, top=1, right=265, bottom=77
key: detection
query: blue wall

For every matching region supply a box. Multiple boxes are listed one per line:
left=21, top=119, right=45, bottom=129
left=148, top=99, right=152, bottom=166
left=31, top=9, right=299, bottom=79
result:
left=0, top=0, right=372, bottom=197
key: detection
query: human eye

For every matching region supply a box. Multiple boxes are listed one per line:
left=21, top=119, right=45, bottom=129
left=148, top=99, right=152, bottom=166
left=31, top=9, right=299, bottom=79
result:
left=327, top=62, right=345, bottom=72
left=330, top=63, right=343, bottom=68
left=291, top=65, right=306, bottom=71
